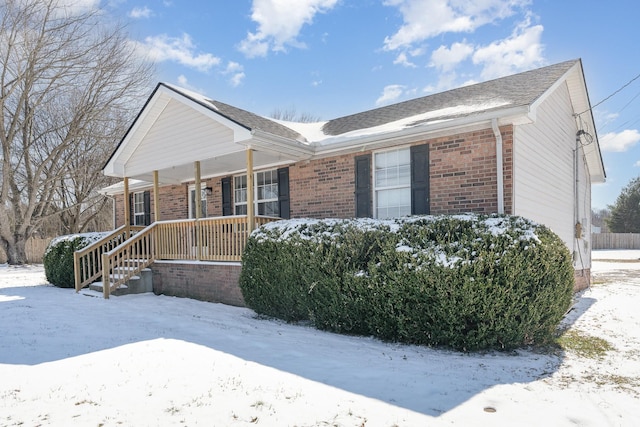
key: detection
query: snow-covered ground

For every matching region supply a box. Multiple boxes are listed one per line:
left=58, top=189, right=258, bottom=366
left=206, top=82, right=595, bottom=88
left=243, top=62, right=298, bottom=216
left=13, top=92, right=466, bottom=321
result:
left=1, top=251, right=638, bottom=426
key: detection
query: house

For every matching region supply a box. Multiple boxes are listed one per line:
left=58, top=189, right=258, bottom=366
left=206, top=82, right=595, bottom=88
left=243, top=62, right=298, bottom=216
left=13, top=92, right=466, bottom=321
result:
left=81, top=58, right=604, bottom=302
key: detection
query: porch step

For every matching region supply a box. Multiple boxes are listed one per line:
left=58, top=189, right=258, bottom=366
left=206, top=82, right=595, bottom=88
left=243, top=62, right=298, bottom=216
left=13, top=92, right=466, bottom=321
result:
left=88, top=267, right=153, bottom=296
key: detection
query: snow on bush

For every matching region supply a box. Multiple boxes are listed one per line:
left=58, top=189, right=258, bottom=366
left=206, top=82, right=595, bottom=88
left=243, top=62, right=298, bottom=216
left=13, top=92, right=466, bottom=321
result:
left=240, top=214, right=574, bottom=351
left=44, top=231, right=110, bottom=288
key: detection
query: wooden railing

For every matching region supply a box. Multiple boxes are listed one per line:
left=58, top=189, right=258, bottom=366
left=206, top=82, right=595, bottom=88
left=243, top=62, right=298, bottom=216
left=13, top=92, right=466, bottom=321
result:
left=73, top=225, right=145, bottom=292
left=97, top=215, right=279, bottom=298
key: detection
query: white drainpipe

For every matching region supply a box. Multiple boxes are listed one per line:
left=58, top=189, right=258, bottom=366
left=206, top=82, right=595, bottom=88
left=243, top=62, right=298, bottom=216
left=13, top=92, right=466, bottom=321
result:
left=492, top=119, right=505, bottom=214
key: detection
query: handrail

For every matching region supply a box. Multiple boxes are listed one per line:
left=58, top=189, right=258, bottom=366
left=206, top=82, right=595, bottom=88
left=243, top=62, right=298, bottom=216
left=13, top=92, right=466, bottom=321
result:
left=73, top=225, right=145, bottom=292
left=99, top=216, right=279, bottom=298
left=102, top=224, right=157, bottom=298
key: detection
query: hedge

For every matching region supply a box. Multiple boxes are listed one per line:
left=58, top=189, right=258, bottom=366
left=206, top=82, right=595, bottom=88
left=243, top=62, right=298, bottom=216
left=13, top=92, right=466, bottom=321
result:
left=44, top=232, right=109, bottom=288
left=240, top=214, right=574, bottom=351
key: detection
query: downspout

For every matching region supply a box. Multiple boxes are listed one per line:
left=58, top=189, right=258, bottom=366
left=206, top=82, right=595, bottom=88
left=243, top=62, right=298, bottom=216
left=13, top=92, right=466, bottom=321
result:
left=491, top=119, right=504, bottom=214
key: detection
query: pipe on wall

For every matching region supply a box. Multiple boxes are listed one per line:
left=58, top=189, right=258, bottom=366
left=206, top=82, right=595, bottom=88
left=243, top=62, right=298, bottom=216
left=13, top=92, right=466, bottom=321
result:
left=491, top=119, right=505, bottom=214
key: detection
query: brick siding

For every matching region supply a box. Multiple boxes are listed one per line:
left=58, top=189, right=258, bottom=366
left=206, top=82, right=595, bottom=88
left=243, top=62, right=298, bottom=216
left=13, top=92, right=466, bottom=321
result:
left=429, top=126, right=513, bottom=214
left=151, top=261, right=244, bottom=306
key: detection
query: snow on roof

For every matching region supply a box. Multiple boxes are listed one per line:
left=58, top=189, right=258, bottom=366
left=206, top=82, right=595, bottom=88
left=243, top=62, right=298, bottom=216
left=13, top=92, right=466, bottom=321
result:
left=271, top=100, right=511, bottom=145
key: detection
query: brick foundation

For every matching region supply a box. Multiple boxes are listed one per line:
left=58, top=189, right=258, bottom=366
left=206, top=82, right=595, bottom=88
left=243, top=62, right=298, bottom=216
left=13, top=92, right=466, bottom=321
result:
left=150, top=261, right=244, bottom=306
left=573, top=268, right=591, bottom=292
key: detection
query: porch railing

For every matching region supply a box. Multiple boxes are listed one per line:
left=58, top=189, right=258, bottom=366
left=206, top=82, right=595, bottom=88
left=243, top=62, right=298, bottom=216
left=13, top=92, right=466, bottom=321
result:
left=73, top=225, right=145, bottom=292
left=80, top=215, right=278, bottom=298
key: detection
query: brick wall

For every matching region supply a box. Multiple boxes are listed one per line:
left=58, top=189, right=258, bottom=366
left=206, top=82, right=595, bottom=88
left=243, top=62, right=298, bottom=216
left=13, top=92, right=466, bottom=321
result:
left=113, top=125, right=514, bottom=225
left=114, top=184, right=189, bottom=226
left=429, top=126, right=513, bottom=214
left=574, top=268, right=591, bottom=292
left=151, top=261, right=244, bottom=306
left=289, top=154, right=356, bottom=218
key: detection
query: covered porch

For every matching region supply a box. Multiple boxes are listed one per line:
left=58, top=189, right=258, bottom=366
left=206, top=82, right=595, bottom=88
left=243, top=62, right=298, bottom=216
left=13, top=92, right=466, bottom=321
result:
left=75, top=83, right=312, bottom=298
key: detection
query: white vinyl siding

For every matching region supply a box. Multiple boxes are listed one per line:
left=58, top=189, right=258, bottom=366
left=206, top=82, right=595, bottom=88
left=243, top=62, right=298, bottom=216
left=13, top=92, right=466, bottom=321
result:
left=127, top=99, right=237, bottom=176
left=513, top=82, right=591, bottom=268
left=374, top=148, right=411, bottom=219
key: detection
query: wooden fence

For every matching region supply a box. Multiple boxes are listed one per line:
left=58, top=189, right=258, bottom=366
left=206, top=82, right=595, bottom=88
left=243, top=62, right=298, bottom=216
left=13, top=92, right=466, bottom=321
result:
left=0, top=238, right=52, bottom=264
left=592, top=233, right=640, bottom=250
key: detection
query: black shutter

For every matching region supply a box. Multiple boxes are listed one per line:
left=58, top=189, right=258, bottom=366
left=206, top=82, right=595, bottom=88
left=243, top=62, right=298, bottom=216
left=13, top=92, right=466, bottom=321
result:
left=411, top=144, right=430, bottom=215
left=143, top=191, right=151, bottom=225
left=277, top=167, right=290, bottom=219
left=221, top=177, right=232, bottom=216
left=129, top=193, right=134, bottom=226
left=355, top=154, right=372, bottom=217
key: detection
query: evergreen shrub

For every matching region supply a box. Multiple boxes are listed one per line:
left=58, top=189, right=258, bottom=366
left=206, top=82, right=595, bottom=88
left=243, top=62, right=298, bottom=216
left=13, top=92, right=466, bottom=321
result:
left=240, top=214, right=574, bottom=351
left=44, top=232, right=109, bottom=288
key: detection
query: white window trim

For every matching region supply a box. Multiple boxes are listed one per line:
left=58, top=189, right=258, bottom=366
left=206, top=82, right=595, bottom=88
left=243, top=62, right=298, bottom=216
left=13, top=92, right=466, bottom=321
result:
left=233, top=169, right=279, bottom=216
left=133, top=191, right=146, bottom=225
left=372, top=146, right=412, bottom=219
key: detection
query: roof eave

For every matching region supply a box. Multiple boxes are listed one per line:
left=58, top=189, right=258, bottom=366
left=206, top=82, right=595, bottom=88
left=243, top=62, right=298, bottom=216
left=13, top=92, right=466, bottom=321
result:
left=312, top=106, right=531, bottom=156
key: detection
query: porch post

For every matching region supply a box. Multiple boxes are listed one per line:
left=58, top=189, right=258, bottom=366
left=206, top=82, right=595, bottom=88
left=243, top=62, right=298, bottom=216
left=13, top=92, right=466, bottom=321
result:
left=194, top=161, right=202, bottom=260
left=153, top=170, right=160, bottom=222
left=246, top=148, right=255, bottom=232
left=123, top=177, right=130, bottom=234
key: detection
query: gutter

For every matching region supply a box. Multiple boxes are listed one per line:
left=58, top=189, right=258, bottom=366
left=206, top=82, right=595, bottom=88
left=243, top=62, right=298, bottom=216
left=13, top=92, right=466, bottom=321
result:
left=491, top=119, right=505, bottom=214
left=313, top=105, right=530, bottom=157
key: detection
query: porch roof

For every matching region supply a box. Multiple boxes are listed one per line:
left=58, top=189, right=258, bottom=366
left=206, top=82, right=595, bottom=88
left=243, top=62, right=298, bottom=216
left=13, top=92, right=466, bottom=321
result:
left=103, top=84, right=314, bottom=185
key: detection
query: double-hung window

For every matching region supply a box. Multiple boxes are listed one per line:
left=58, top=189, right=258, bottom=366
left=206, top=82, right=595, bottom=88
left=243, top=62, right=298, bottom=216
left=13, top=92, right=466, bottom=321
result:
left=233, top=170, right=280, bottom=217
left=133, top=192, right=146, bottom=226
left=374, top=148, right=411, bottom=219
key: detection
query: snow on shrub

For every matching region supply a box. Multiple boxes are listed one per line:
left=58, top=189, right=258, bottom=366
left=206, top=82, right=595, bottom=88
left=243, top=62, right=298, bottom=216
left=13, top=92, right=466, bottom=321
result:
left=240, top=214, right=574, bottom=351
left=44, top=232, right=109, bottom=288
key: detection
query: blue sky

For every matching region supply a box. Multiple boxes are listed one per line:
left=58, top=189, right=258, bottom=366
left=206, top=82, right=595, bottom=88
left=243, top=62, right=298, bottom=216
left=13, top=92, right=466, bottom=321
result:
left=95, top=0, right=638, bottom=211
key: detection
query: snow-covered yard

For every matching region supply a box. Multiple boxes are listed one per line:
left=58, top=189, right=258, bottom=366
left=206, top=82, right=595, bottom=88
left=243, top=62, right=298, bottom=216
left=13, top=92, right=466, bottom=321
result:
left=1, top=250, right=639, bottom=426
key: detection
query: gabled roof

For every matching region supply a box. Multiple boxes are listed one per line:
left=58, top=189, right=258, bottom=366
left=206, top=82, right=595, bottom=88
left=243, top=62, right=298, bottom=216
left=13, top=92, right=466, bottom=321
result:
left=322, top=60, right=579, bottom=136
left=103, top=59, right=605, bottom=185
left=161, top=84, right=304, bottom=141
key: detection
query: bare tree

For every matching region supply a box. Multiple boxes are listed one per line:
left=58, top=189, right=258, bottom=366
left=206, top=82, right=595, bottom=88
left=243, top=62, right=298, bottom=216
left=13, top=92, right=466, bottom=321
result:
left=0, top=0, right=154, bottom=264
left=270, top=107, right=321, bottom=123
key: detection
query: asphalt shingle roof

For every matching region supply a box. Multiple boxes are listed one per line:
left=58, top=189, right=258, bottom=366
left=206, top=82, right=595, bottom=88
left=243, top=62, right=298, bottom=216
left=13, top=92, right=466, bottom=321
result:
left=322, top=59, right=579, bottom=136
left=204, top=99, right=304, bottom=141
left=168, top=59, right=578, bottom=141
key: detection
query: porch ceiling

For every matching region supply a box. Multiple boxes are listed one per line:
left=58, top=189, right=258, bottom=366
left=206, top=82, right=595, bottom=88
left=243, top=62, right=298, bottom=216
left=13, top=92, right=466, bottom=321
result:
left=104, top=85, right=312, bottom=185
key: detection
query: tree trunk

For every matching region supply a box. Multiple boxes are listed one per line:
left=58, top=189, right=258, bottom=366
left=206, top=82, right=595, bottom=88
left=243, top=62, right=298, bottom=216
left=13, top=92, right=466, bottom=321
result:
left=0, top=235, right=27, bottom=265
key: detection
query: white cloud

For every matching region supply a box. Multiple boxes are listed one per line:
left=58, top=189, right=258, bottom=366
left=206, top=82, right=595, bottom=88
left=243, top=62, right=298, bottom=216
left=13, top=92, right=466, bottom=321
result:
left=429, top=41, right=474, bottom=72
left=376, top=84, right=407, bottom=106
left=223, top=62, right=245, bottom=87
left=393, top=52, right=417, bottom=68
left=472, top=18, right=544, bottom=80
left=129, top=6, right=153, bottom=19
left=383, top=0, right=529, bottom=51
left=238, top=0, right=339, bottom=58
left=176, top=75, right=199, bottom=91
left=600, top=129, right=640, bottom=152
left=51, top=0, right=100, bottom=16
left=132, top=34, right=221, bottom=72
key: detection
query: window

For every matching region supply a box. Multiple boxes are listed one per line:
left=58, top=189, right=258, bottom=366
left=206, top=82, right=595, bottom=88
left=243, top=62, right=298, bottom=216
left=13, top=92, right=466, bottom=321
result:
left=374, top=148, right=411, bottom=219
left=189, top=185, right=208, bottom=219
left=133, top=192, right=146, bottom=225
left=233, top=175, right=247, bottom=215
left=233, top=169, right=280, bottom=217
